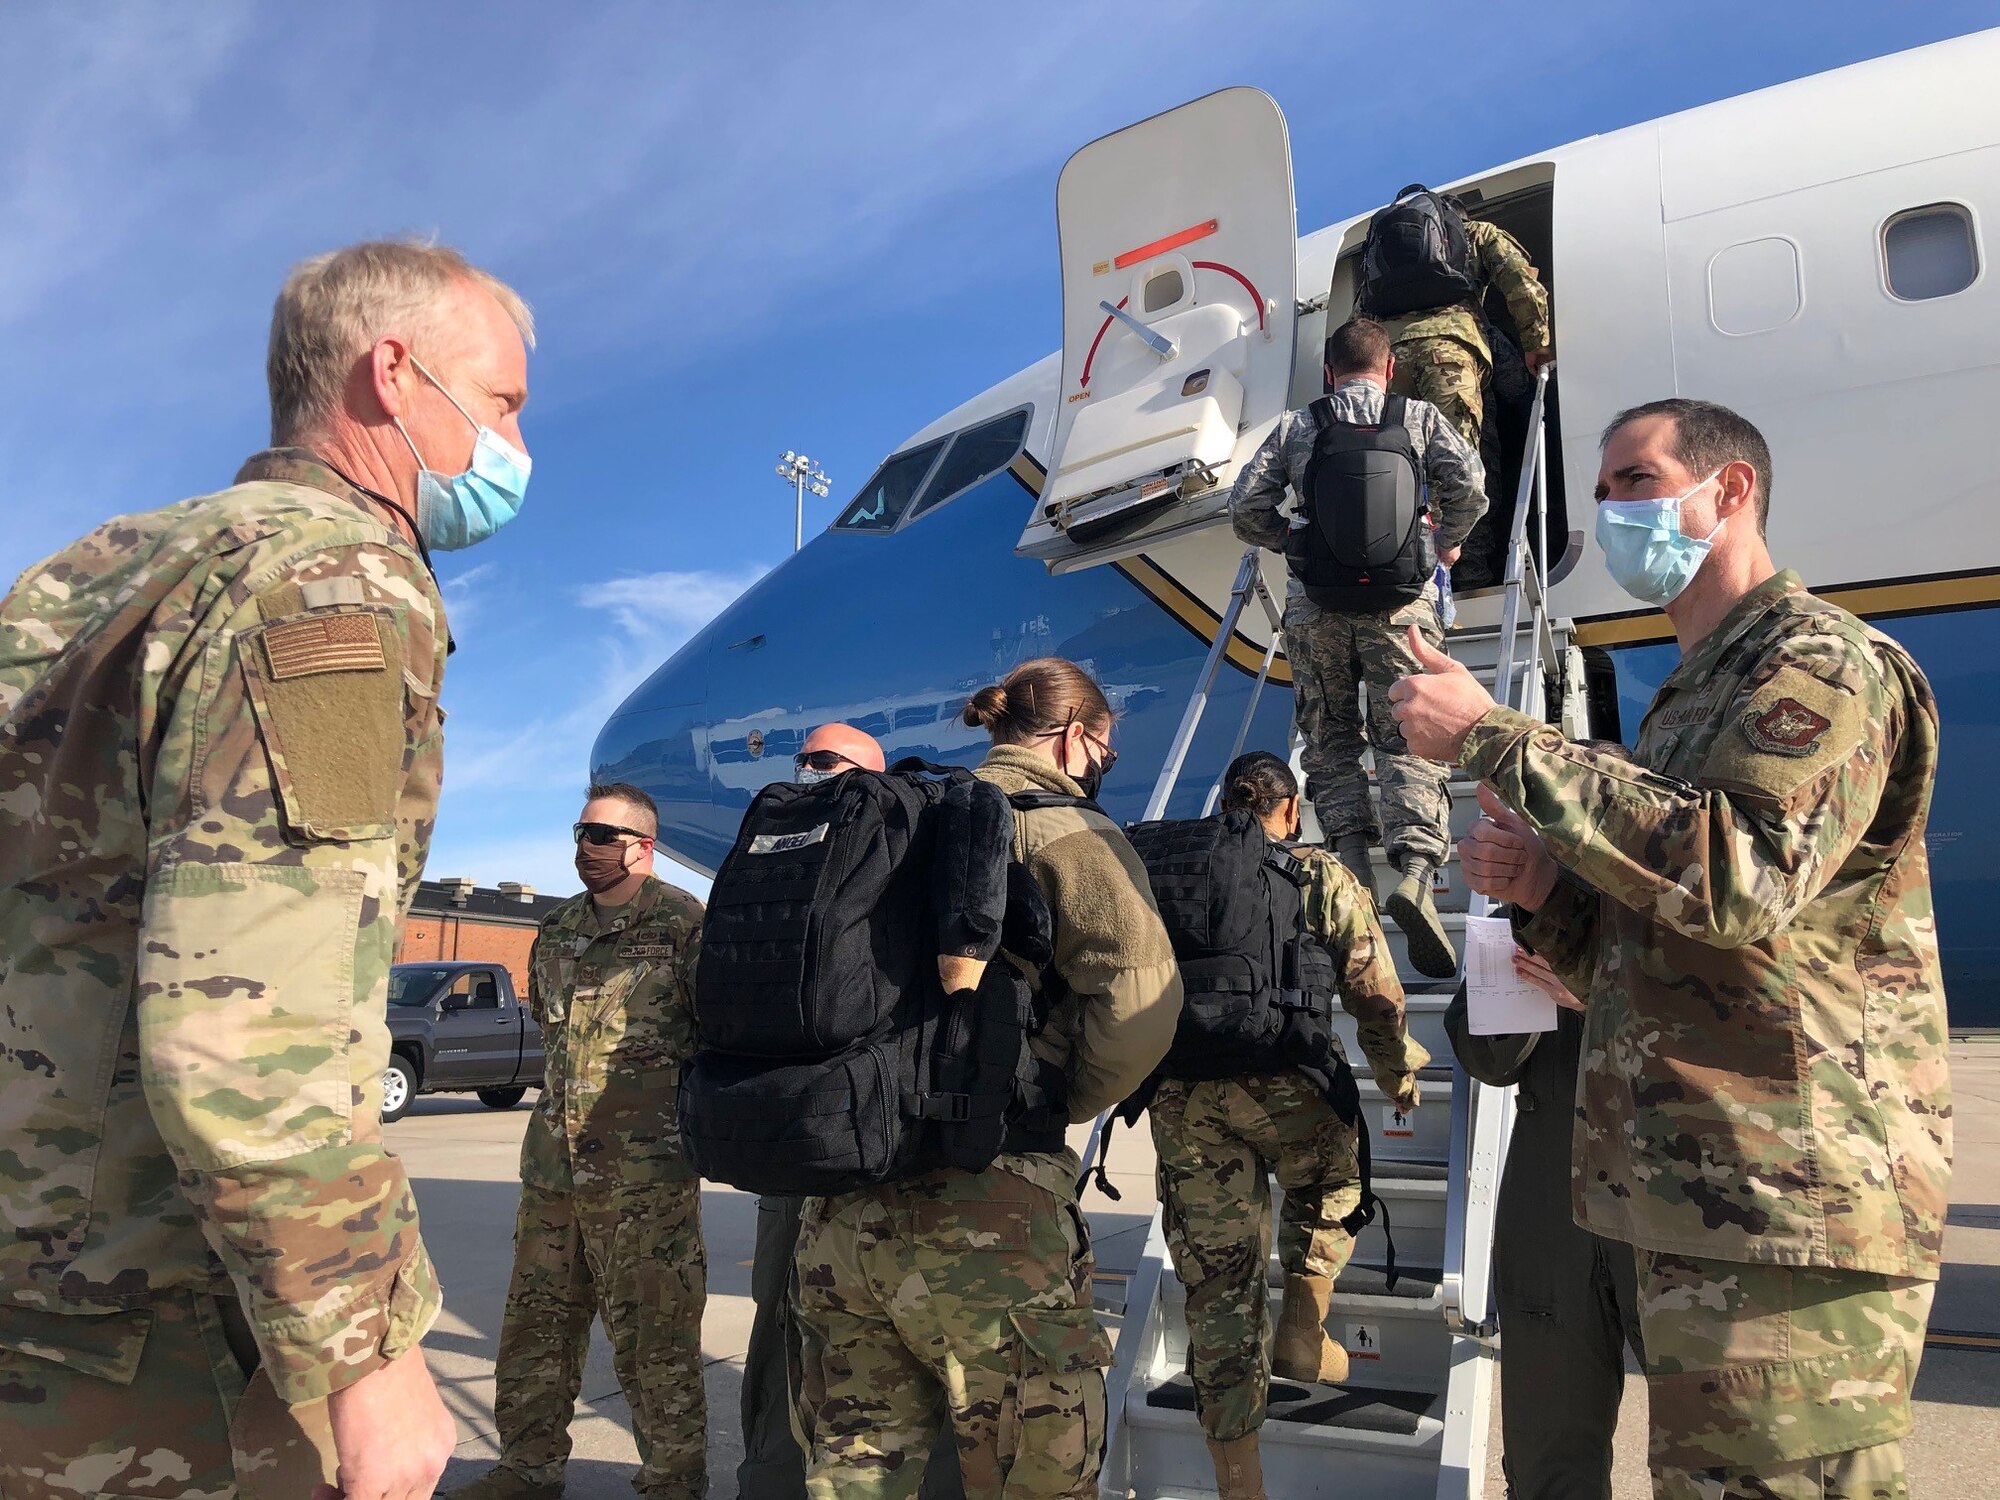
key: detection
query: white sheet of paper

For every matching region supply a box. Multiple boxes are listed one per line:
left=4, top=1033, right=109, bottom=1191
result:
left=1463, top=914, right=1559, bottom=1035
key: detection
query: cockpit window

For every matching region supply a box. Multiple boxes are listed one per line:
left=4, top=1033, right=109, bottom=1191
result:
left=907, top=407, right=1032, bottom=522
left=832, top=437, right=947, bottom=532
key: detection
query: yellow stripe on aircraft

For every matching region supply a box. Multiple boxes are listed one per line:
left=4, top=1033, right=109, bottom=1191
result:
left=1573, top=570, right=2000, bottom=649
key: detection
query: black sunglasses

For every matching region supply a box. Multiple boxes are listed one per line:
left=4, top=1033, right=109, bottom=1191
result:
left=794, top=750, right=856, bottom=773
left=573, top=821, right=651, bottom=846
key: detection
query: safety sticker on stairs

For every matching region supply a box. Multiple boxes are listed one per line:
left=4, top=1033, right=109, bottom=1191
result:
left=1346, top=1322, right=1382, bottom=1361
left=1383, top=1105, right=1415, bottom=1139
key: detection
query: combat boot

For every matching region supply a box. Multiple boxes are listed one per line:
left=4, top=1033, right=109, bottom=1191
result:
left=1204, top=1432, right=1268, bottom=1500
left=1332, top=834, right=1378, bottom=906
left=1385, top=856, right=1457, bottom=979
left=1270, top=1272, right=1350, bottom=1385
left=442, top=1467, right=565, bottom=1500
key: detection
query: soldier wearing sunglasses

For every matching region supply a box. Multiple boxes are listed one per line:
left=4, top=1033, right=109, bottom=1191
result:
left=451, top=783, right=709, bottom=1500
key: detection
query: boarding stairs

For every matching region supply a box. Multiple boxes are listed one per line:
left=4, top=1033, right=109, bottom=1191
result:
left=1091, top=369, right=1567, bottom=1500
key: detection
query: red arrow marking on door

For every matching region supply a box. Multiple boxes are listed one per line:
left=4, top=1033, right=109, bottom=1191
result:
left=1193, top=261, right=1265, bottom=330
left=1079, top=296, right=1129, bottom=389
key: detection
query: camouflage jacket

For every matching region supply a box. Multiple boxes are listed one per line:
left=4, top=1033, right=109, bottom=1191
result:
left=1463, top=571, right=1951, bottom=1277
left=520, top=874, right=705, bottom=1199
left=1229, top=377, right=1487, bottom=604
left=0, top=449, right=447, bottom=1403
left=1374, top=219, right=1553, bottom=365
left=1295, top=847, right=1430, bottom=1091
left=973, top=746, right=1183, bottom=1201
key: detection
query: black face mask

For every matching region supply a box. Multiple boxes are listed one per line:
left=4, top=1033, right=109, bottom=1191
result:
left=1074, top=754, right=1106, bottom=801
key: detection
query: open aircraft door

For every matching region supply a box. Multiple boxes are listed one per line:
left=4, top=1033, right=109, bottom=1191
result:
left=1017, top=87, right=1298, bottom=574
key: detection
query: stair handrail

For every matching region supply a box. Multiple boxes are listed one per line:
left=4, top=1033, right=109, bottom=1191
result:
left=1441, top=364, right=1551, bottom=1340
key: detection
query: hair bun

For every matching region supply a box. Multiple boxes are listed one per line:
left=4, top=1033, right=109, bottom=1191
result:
left=963, top=684, right=1008, bottom=729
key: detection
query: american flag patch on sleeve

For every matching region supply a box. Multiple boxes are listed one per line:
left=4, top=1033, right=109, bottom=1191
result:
left=262, top=613, right=387, bottom=679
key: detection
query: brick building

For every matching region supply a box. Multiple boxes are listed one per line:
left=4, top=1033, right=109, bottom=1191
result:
left=397, top=878, right=566, bottom=994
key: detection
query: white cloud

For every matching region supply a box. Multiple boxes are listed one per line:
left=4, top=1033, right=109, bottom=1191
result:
left=585, top=565, right=770, bottom=645
left=438, top=563, right=767, bottom=800
left=437, top=560, right=500, bottom=633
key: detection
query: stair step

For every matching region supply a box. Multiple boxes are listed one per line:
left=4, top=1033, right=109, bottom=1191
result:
left=1334, top=1262, right=1440, bottom=1301
left=1145, top=1374, right=1440, bottom=1438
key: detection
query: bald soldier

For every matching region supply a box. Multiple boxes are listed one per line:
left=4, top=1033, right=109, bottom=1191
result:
left=0, top=240, right=535, bottom=1499
left=1391, top=399, right=1951, bottom=1499
left=451, top=784, right=710, bottom=1500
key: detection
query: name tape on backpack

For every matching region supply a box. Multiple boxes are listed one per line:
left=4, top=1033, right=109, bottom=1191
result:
left=748, top=824, right=830, bottom=856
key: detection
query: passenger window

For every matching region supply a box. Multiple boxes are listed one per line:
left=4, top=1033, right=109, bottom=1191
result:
left=906, top=408, right=1032, bottom=522
left=832, top=438, right=947, bottom=532
left=1882, top=204, right=1979, bottom=302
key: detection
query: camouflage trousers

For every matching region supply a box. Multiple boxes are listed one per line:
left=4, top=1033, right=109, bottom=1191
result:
left=0, top=1290, right=334, bottom=1499
left=1149, top=1072, right=1363, bottom=1442
left=1285, top=591, right=1452, bottom=866
left=491, top=1180, right=708, bottom=1498
left=794, top=1158, right=1113, bottom=1500
left=1638, top=1250, right=1935, bottom=1499
left=1385, top=332, right=1486, bottom=454
left=1387, top=330, right=1506, bottom=585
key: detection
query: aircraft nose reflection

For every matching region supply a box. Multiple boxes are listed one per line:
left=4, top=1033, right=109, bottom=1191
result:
left=588, top=643, right=718, bottom=867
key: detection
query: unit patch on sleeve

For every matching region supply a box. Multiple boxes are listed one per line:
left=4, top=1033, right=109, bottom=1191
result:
left=1743, top=697, right=1834, bottom=757
left=1703, top=662, right=1865, bottom=802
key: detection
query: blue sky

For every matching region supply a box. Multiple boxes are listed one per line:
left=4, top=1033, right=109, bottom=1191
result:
left=3, top=2, right=1990, bottom=899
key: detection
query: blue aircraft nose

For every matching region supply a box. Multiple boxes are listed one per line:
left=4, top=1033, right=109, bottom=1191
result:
left=590, top=631, right=718, bottom=868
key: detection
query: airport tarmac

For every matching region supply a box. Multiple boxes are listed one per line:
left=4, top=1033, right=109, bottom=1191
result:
left=397, top=1043, right=2000, bottom=1498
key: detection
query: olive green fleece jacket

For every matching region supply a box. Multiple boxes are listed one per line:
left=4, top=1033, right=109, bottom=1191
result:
left=975, top=744, right=1184, bottom=1120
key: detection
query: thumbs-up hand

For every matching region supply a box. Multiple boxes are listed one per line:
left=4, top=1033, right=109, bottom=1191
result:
left=1460, top=783, right=1560, bottom=910
left=1386, top=623, right=1497, bottom=763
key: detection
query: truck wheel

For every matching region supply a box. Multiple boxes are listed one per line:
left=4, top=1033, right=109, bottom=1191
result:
left=382, top=1055, right=419, bottom=1123
left=478, top=1086, right=528, bottom=1110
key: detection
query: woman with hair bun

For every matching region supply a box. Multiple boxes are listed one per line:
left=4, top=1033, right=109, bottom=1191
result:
left=794, top=656, right=1182, bottom=1500
left=1147, top=749, right=1429, bottom=1500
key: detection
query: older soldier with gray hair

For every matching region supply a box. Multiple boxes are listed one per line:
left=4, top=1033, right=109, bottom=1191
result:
left=0, top=239, right=534, bottom=1500
left=1391, top=398, right=1951, bottom=1500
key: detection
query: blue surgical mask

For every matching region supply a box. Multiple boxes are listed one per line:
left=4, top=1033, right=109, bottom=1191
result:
left=394, top=355, right=531, bottom=551
left=1594, top=469, right=1724, bottom=606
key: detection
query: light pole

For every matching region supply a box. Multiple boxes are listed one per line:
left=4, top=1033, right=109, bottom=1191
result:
left=775, top=450, right=831, bottom=552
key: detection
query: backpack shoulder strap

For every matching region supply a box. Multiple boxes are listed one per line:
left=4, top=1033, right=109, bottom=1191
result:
left=1379, top=393, right=1409, bottom=432
left=1007, top=788, right=1102, bottom=817
left=1309, top=395, right=1336, bottom=430
left=888, top=756, right=973, bottom=782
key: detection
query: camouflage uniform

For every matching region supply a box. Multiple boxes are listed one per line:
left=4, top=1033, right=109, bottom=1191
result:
left=0, top=450, right=448, bottom=1496
left=1465, top=571, right=1950, bottom=1496
left=741, top=1190, right=964, bottom=1500
left=1230, top=381, right=1485, bottom=867
left=1150, top=847, right=1426, bottom=1442
left=1378, top=219, right=1551, bottom=585
left=1377, top=218, right=1552, bottom=455
left=793, top=745, right=1182, bottom=1500
left=477, top=875, right=708, bottom=1499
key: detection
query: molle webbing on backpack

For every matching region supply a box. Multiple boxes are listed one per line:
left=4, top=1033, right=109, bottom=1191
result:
left=679, top=762, right=1078, bottom=1195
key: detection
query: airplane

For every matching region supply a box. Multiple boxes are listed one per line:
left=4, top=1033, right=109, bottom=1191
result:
left=591, top=33, right=1996, bottom=1495
left=594, top=27, right=2000, bottom=1036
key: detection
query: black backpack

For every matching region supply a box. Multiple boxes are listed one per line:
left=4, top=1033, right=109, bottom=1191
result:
left=1124, top=811, right=1336, bottom=1081
left=1286, top=393, right=1434, bottom=611
left=1356, top=184, right=1479, bottom=319
left=678, top=759, right=1076, bottom=1195
left=1098, top=814, right=1391, bottom=1275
